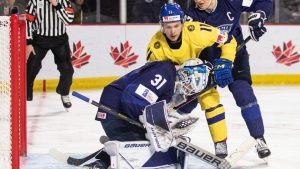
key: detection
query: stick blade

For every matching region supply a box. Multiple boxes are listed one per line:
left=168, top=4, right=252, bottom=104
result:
left=226, top=137, right=257, bottom=166
left=48, top=148, right=69, bottom=164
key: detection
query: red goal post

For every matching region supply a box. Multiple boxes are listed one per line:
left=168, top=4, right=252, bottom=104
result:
left=0, top=14, right=26, bottom=169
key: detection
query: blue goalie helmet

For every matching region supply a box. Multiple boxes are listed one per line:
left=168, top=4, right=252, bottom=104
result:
left=159, top=3, right=184, bottom=24
left=177, top=58, right=212, bottom=96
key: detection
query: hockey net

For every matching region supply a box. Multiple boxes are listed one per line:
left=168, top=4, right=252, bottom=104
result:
left=0, top=15, right=26, bottom=169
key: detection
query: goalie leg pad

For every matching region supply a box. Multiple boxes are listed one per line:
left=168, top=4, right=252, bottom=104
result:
left=104, top=140, right=178, bottom=169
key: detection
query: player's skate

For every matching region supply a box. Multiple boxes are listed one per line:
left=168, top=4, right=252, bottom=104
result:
left=256, top=137, right=271, bottom=159
left=61, top=95, right=72, bottom=110
left=214, top=141, right=228, bottom=159
left=83, top=149, right=110, bottom=169
left=82, top=159, right=108, bottom=169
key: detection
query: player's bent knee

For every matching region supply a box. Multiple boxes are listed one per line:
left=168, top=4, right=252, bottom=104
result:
left=230, top=80, right=257, bottom=107
left=104, top=140, right=183, bottom=169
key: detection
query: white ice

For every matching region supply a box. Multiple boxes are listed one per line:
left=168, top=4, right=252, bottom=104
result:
left=21, top=86, right=300, bottom=169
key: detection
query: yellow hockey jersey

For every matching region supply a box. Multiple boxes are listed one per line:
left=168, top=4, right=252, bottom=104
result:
left=146, top=21, right=237, bottom=64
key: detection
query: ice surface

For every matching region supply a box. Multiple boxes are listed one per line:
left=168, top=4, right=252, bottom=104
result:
left=21, top=86, right=300, bottom=169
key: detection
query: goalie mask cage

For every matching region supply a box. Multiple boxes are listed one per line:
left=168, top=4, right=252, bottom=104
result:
left=0, top=15, right=26, bottom=169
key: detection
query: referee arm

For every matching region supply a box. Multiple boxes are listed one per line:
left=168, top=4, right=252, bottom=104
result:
left=49, top=0, right=74, bottom=24
left=25, top=0, right=36, bottom=59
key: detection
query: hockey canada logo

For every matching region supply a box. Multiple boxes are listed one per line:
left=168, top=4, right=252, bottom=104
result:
left=272, top=41, right=300, bottom=66
left=71, top=41, right=91, bottom=69
left=110, top=41, right=139, bottom=68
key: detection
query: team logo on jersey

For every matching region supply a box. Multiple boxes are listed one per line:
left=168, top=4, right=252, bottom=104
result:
left=154, top=42, right=160, bottom=49
left=188, top=25, right=195, bottom=32
left=272, top=40, right=300, bottom=66
left=70, top=41, right=91, bottom=69
left=110, top=41, right=139, bottom=68
left=215, top=31, right=226, bottom=44
left=97, top=112, right=106, bottom=119
left=217, top=24, right=232, bottom=34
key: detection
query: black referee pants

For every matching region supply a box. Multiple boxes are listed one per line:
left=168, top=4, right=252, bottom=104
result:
left=27, top=33, right=74, bottom=96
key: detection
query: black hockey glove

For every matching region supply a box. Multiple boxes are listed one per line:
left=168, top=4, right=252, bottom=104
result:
left=248, top=10, right=267, bottom=42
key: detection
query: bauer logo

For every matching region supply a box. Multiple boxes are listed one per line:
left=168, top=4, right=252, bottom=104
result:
left=110, top=41, right=139, bottom=68
left=175, top=141, right=227, bottom=167
left=70, top=40, right=91, bottom=69
left=124, top=143, right=150, bottom=148
left=272, top=41, right=300, bottom=66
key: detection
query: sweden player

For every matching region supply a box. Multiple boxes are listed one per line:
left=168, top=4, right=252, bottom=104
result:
left=146, top=2, right=237, bottom=158
left=186, top=0, right=272, bottom=159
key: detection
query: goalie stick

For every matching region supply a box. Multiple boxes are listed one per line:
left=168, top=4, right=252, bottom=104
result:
left=49, top=136, right=109, bottom=166
left=174, top=36, right=252, bottom=110
left=68, top=91, right=255, bottom=169
left=49, top=135, right=255, bottom=169
left=49, top=148, right=101, bottom=166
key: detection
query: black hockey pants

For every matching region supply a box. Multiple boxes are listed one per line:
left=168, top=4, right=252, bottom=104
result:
left=27, top=33, right=74, bottom=96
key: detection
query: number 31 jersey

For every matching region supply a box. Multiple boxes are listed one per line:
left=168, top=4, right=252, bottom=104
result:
left=97, top=61, right=176, bottom=121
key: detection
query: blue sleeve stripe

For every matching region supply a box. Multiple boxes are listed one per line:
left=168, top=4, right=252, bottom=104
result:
left=207, top=113, right=225, bottom=125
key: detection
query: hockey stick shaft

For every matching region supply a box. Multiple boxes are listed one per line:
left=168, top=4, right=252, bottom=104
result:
left=236, top=36, right=251, bottom=51
left=72, top=91, right=144, bottom=128
left=72, top=91, right=232, bottom=169
left=174, top=36, right=251, bottom=110
left=49, top=136, right=110, bottom=166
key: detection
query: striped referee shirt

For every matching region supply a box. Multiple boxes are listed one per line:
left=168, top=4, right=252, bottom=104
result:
left=26, top=0, right=74, bottom=44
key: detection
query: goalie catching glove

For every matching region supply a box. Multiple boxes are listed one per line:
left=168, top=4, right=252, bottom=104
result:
left=139, top=100, right=198, bottom=152
left=168, top=108, right=199, bottom=136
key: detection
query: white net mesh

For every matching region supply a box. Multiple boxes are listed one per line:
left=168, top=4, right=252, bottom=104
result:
left=0, top=16, right=12, bottom=169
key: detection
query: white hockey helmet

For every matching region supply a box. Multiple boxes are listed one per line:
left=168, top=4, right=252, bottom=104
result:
left=176, top=58, right=212, bottom=96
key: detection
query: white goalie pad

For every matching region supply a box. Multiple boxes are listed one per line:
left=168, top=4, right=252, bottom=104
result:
left=104, top=140, right=177, bottom=169
left=139, top=100, right=199, bottom=152
left=140, top=100, right=175, bottom=152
